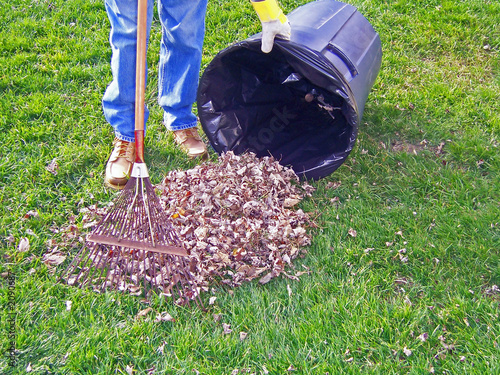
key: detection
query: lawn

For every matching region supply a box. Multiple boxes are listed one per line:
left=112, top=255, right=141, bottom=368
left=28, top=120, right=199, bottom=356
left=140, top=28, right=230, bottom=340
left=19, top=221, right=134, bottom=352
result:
left=1, top=0, right=499, bottom=373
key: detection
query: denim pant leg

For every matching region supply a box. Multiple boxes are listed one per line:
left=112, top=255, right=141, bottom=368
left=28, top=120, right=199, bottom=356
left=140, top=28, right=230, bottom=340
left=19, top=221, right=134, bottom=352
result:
left=102, top=0, right=154, bottom=142
left=158, top=0, right=208, bottom=131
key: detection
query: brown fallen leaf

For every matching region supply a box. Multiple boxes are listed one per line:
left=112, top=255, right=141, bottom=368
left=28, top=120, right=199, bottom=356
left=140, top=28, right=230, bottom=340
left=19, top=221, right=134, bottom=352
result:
left=46, top=158, right=59, bottom=175
left=43, top=252, right=66, bottom=266
left=155, top=312, right=174, bottom=322
left=418, top=333, right=428, bottom=342
left=348, top=228, right=357, bottom=238
left=259, top=273, right=274, bottom=284
left=283, top=197, right=301, bottom=207
left=24, top=210, right=39, bottom=219
left=18, top=237, right=30, bottom=252
left=326, top=181, right=341, bottom=189
left=136, top=307, right=152, bottom=319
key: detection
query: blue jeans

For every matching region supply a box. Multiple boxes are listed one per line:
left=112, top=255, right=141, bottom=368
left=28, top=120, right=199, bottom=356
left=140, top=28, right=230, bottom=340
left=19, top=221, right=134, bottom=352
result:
left=102, top=0, right=208, bottom=142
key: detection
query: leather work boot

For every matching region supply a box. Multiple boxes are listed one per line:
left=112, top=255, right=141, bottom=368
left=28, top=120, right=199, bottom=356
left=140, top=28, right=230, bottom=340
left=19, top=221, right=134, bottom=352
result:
left=105, top=138, right=136, bottom=190
left=173, top=127, right=208, bottom=159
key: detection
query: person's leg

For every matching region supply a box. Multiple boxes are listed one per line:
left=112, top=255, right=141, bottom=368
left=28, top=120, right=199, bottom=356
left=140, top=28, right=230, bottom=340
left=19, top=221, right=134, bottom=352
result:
left=157, top=0, right=208, bottom=132
left=103, top=0, right=154, bottom=189
left=102, top=0, right=154, bottom=142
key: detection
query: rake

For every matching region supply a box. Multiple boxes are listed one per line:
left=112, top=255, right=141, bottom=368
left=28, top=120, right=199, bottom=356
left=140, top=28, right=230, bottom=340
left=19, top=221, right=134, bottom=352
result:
left=61, top=0, right=201, bottom=306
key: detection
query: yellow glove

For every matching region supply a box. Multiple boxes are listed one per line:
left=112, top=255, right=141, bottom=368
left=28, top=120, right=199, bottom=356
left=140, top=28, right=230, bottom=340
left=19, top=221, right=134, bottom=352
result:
left=251, top=0, right=291, bottom=53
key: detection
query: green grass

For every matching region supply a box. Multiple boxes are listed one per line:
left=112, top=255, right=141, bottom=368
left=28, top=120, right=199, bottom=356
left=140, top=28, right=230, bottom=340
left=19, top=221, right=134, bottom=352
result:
left=1, top=0, right=499, bottom=373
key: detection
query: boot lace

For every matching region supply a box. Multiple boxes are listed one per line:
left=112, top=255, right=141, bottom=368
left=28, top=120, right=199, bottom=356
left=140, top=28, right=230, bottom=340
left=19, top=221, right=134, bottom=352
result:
left=113, top=138, right=134, bottom=159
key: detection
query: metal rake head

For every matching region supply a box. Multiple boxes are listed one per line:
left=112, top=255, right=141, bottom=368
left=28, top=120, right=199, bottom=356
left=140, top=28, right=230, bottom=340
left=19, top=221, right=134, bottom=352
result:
left=61, top=164, right=203, bottom=306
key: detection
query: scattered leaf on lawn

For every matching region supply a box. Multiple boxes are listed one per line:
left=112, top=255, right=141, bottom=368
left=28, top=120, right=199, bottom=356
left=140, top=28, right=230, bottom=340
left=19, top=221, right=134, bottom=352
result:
left=126, top=365, right=133, bottom=375
left=418, top=333, right=428, bottom=342
left=209, top=296, right=217, bottom=305
left=65, top=301, right=72, bottom=311
left=136, top=307, right=152, bottom=319
left=46, top=158, right=59, bottom=175
left=18, top=237, right=30, bottom=252
left=223, top=323, right=232, bottom=334
left=287, top=284, right=292, bottom=297
left=26, top=363, right=33, bottom=372
left=403, top=347, right=412, bottom=356
left=259, top=273, right=273, bottom=285
left=157, top=342, right=165, bottom=354
left=155, top=312, right=174, bottom=322
left=24, top=210, right=39, bottom=219
left=348, top=228, right=357, bottom=237
left=326, top=181, right=341, bottom=189
left=43, top=252, right=66, bottom=266
left=240, top=332, right=248, bottom=341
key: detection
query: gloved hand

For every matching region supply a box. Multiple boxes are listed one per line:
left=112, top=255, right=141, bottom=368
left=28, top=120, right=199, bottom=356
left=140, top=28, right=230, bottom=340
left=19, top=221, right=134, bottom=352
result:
left=251, top=0, right=291, bottom=53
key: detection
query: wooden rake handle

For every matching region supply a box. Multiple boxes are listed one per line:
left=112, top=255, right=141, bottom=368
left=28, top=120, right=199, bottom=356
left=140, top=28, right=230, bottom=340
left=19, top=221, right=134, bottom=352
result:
left=134, top=0, right=148, bottom=163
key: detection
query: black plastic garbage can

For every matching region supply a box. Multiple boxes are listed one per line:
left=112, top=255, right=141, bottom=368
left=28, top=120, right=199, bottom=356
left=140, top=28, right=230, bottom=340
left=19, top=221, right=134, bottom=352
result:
left=197, top=0, right=382, bottom=180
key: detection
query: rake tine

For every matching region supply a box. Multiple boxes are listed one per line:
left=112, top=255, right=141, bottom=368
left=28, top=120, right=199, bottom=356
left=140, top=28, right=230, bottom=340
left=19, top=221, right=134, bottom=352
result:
left=118, top=181, right=140, bottom=241
left=158, top=256, right=169, bottom=296
left=130, top=250, right=142, bottom=292
left=181, top=261, right=203, bottom=308
left=92, top=245, right=115, bottom=291
left=59, top=245, right=85, bottom=285
left=102, top=246, right=124, bottom=292
left=148, top=251, right=157, bottom=291
left=142, top=249, right=149, bottom=294
left=156, top=255, right=164, bottom=294
left=72, top=243, right=100, bottom=287
left=141, top=180, right=156, bottom=248
left=81, top=244, right=108, bottom=289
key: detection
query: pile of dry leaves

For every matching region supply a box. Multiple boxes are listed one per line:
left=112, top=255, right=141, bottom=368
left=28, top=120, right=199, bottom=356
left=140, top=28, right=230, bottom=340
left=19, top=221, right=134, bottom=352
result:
left=54, top=152, right=315, bottom=302
left=157, top=151, right=315, bottom=290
